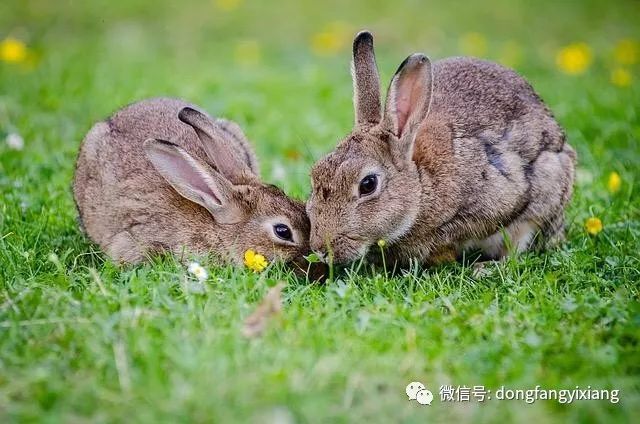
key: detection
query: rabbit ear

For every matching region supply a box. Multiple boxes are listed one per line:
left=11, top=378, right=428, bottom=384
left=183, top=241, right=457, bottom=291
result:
left=382, top=54, right=433, bottom=159
left=178, top=107, right=257, bottom=184
left=352, top=31, right=382, bottom=126
left=144, top=139, right=242, bottom=224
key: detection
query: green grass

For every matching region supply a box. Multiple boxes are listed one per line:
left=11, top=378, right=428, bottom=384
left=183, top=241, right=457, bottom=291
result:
left=1, top=0, right=639, bottom=422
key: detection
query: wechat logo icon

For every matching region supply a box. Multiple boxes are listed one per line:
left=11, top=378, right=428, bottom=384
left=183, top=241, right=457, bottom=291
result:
left=406, top=381, right=434, bottom=406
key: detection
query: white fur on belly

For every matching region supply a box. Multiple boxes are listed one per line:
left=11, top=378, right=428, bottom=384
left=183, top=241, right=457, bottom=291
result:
left=464, top=220, right=538, bottom=259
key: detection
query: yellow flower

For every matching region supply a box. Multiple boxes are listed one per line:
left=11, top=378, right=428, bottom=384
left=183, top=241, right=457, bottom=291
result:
left=610, top=68, right=632, bottom=87
left=311, top=21, right=350, bottom=56
left=585, top=217, right=603, bottom=236
left=244, top=249, right=268, bottom=273
left=377, top=239, right=386, bottom=248
left=285, top=149, right=301, bottom=160
left=459, top=32, right=488, bottom=57
left=213, top=0, right=242, bottom=12
left=607, top=172, right=622, bottom=193
left=613, top=39, right=638, bottom=65
left=0, top=37, right=28, bottom=63
left=556, top=43, right=592, bottom=75
left=234, top=39, right=261, bottom=67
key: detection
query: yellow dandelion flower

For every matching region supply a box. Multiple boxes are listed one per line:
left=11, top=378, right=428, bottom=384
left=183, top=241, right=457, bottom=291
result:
left=459, top=32, right=488, bottom=57
left=0, top=37, right=28, bottom=63
left=607, top=172, right=622, bottom=193
left=377, top=239, right=386, bottom=248
left=585, top=217, right=603, bottom=236
left=244, top=249, right=268, bottom=273
left=613, top=39, right=638, bottom=65
left=214, top=0, right=242, bottom=12
left=311, top=21, right=350, bottom=56
left=556, top=43, right=592, bottom=75
left=234, top=39, right=261, bottom=67
left=610, top=67, right=632, bottom=87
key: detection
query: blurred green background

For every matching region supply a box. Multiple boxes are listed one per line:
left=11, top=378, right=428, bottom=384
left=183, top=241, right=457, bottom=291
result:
left=1, top=0, right=639, bottom=422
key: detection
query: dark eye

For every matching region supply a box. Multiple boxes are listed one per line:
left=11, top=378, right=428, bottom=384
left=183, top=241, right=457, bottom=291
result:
left=359, top=174, right=378, bottom=196
left=273, top=223, right=293, bottom=241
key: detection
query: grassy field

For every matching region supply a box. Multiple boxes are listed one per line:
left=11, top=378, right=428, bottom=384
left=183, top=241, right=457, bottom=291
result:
left=1, top=0, right=639, bottom=422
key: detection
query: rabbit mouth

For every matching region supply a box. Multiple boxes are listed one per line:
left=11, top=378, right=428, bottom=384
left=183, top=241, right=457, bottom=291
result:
left=329, top=237, right=371, bottom=265
left=310, top=232, right=371, bottom=265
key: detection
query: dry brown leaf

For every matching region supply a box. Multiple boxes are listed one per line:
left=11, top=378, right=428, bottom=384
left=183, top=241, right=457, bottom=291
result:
left=242, top=282, right=285, bottom=338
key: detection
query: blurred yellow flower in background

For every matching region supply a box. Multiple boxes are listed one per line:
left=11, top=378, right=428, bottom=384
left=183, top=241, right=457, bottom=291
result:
left=214, top=0, right=242, bottom=12
left=311, top=21, right=350, bottom=56
left=613, top=39, right=638, bottom=65
left=610, top=67, right=632, bottom=87
left=585, top=217, right=603, bottom=236
left=244, top=249, right=268, bottom=272
left=234, top=39, right=261, bottom=67
left=0, top=37, right=28, bottom=63
left=556, top=43, right=592, bottom=75
left=607, top=171, right=622, bottom=193
left=459, top=32, right=488, bottom=57
left=284, top=149, right=301, bottom=160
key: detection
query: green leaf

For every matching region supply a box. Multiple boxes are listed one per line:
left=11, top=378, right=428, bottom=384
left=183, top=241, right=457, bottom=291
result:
left=305, top=253, right=321, bottom=264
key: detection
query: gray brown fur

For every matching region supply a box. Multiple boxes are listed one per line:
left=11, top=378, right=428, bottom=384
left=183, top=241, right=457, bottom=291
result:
left=74, top=97, right=313, bottom=267
left=352, top=31, right=382, bottom=126
left=307, top=32, right=576, bottom=266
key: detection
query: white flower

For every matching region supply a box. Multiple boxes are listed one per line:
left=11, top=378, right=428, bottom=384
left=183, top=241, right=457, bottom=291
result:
left=271, top=161, right=287, bottom=182
left=6, top=132, right=24, bottom=150
left=187, top=262, right=208, bottom=282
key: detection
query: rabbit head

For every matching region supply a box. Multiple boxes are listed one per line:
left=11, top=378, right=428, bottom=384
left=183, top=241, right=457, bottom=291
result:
left=145, top=107, right=321, bottom=276
left=307, top=31, right=433, bottom=264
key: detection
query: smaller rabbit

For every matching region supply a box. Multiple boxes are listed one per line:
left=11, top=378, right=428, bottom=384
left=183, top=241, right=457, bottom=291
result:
left=306, top=32, right=576, bottom=266
left=74, top=97, right=321, bottom=276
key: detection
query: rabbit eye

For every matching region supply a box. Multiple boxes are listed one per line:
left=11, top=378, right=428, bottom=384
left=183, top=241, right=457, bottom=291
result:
left=273, top=223, right=293, bottom=241
left=359, top=174, right=378, bottom=196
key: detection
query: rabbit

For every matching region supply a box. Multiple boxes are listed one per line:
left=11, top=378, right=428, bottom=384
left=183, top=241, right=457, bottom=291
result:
left=306, top=31, right=576, bottom=267
left=74, top=97, right=323, bottom=277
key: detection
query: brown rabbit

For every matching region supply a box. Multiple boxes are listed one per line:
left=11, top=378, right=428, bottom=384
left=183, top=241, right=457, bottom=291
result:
left=74, top=97, right=320, bottom=275
left=307, top=31, right=576, bottom=266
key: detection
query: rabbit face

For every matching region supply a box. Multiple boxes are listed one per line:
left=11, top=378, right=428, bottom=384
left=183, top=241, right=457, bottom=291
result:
left=235, top=185, right=327, bottom=280
left=307, top=128, right=421, bottom=264
left=228, top=183, right=316, bottom=270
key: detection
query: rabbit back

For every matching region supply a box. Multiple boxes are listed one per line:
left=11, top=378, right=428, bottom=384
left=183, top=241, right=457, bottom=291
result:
left=412, top=57, right=575, bottom=259
left=429, top=57, right=565, bottom=160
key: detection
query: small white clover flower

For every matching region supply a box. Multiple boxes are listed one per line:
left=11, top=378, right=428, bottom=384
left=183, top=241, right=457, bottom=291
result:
left=187, top=262, right=208, bottom=282
left=271, top=161, right=287, bottom=182
left=6, top=132, right=24, bottom=150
